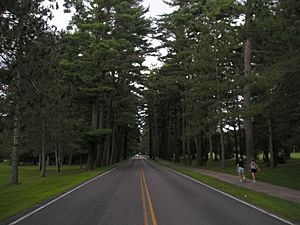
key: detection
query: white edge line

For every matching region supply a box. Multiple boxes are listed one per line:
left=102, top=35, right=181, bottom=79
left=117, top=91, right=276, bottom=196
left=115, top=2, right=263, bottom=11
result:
left=169, top=168, right=295, bottom=225
left=8, top=166, right=120, bottom=225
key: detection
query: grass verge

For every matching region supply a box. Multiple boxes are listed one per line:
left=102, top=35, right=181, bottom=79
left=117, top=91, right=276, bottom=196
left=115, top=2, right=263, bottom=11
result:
left=169, top=158, right=300, bottom=190
left=205, top=159, right=300, bottom=190
left=0, top=163, right=120, bottom=222
left=173, top=167, right=300, bottom=224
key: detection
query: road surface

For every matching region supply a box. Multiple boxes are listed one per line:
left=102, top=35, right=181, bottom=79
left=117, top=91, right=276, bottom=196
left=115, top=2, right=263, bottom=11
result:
left=5, top=157, right=292, bottom=225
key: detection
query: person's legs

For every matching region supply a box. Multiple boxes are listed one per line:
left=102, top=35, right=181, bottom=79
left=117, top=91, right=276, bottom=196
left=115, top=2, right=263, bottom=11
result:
left=252, top=172, right=256, bottom=182
left=239, top=173, right=243, bottom=182
left=238, top=168, right=245, bottom=182
left=242, top=172, right=246, bottom=181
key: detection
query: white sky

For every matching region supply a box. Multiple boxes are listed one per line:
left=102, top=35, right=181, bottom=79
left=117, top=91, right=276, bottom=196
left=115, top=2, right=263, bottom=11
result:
left=142, top=0, right=174, bottom=18
left=50, top=0, right=173, bottom=30
left=49, top=0, right=174, bottom=68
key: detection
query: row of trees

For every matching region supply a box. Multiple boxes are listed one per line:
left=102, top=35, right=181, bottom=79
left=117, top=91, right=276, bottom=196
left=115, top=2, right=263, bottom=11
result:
left=143, top=0, right=300, bottom=168
left=1, top=0, right=299, bottom=185
left=0, top=0, right=151, bottom=184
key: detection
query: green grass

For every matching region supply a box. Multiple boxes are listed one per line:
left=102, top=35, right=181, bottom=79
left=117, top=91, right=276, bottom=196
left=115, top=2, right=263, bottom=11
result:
left=0, top=163, right=119, bottom=222
left=173, top=168, right=300, bottom=224
left=291, top=152, right=300, bottom=159
left=171, top=157, right=300, bottom=190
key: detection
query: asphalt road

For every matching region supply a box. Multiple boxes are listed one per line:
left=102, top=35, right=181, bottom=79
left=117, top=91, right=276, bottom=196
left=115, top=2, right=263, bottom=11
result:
left=6, top=157, right=292, bottom=225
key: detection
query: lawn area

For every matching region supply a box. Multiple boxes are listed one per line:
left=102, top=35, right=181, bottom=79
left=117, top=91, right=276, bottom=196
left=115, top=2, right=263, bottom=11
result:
left=0, top=163, right=118, bottom=222
left=174, top=168, right=300, bottom=224
left=168, top=156, right=300, bottom=190
left=291, top=152, right=300, bottom=159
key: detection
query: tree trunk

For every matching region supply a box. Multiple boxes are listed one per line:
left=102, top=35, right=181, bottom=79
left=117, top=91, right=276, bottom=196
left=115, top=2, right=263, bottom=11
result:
left=195, top=136, right=203, bottom=166
left=182, top=107, right=186, bottom=165
left=46, top=154, right=50, bottom=166
left=87, top=101, right=98, bottom=170
left=39, top=153, right=42, bottom=170
left=41, top=116, right=46, bottom=177
left=237, top=118, right=244, bottom=156
left=69, top=153, right=73, bottom=166
left=268, top=110, right=276, bottom=168
left=105, top=136, right=111, bottom=166
left=123, top=128, right=128, bottom=160
left=167, top=108, right=172, bottom=161
left=234, top=123, right=239, bottom=163
left=11, top=102, right=20, bottom=185
left=79, top=154, right=83, bottom=169
left=149, top=119, right=153, bottom=159
left=153, top=104, right=158, bottom=160
left=96, top=143, right=103, bottom=167
left=186, top=118, right=191, bottom=165
left=109, top=116, right=117, bottom=165
left=101, top=132, right=110, bottom=167
left=174, top=106, right=180, bottom=163
left=87, top=146, right=94, bottom=170
left=244, top=38, right=255, bottom=161
left=220, top=124, right=225, bottom=168
left=55, top=144, right=60, bottom=173
left=96, top=103, right=104, bottom=167
left=60, top=150, right=63, bottom=167
left=209, top=127, right=213, bottom=166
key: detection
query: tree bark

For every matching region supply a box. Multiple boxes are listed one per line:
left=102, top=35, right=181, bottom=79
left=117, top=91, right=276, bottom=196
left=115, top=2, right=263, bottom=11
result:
left=109, top=119, right=117, bottom=165
left=96, top=143, right=103, bottom=167
left=101, top=133, right=110, bottom=167
left=87, top=101, right=98, bottom=170
left=153, top=104, right=158, bottom=160
left=174, top=106, right=180, bottom=163
left=11, top=102, right=20, bottom=184
left=237, top=118, right=244, bottom=156
left=268, top=110, right=276, bottom=168
left=79, top=154, right=83, bottom=169
left=220, top=124, right=225, bottom=168
left=41, top=115, right=46, bottom=177
left=39, top=153, right=42, bottom=171
left=167, top=108, right=172, bottom=161
left=149, top=119, right=153, bottom=159
left=123, top=128, right=128, bottom=160
left=46, top=154, right=50, bottom=166
left=55, top=143, right=60, bottom=173
left=209, top=127, right=213, bottom=166
left=244, top=38, right=255, bottom=161
left=182, top=106, right=186, bottom=165
left=87, top=146, right=94, bottom=170
left=234, top=123, right=239, bottom=163
left=195, top=136, right=203, bottom=166
left=186, top=118, right=191, bottom=165
left=96, top=102, right=104, bottom=167
left=69, top=153, right=73, bottom=166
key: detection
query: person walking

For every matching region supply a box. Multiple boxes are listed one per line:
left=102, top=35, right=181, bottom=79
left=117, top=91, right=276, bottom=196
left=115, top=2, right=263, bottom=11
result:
left=236, top=158, right=246, bottom=182
left=249, top=159, right=261, bottom=183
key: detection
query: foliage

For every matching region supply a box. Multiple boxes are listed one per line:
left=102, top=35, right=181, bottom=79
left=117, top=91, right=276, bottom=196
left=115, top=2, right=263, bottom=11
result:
left=144, top=0, right=300, bottom=168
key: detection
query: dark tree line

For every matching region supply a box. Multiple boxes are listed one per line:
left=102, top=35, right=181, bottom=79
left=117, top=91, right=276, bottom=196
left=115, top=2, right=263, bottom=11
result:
left=144, top=0, right=300, bottom=168
left=0, top=0, right=151, bottom=184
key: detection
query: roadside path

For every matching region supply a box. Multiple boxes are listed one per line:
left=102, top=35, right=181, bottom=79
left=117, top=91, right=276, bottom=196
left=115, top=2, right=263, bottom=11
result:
left=159, top=160, right=300, bottom=204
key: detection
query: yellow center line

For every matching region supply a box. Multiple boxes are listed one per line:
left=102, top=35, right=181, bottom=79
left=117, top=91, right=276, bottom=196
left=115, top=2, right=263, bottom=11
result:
left=141, top=168, right=158, bottom=225
left=140, top=170, right=149, bottom=225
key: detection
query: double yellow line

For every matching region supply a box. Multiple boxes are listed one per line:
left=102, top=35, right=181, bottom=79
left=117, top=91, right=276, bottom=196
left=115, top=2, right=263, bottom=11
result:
left=140, top=167, right=158, bottom=225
